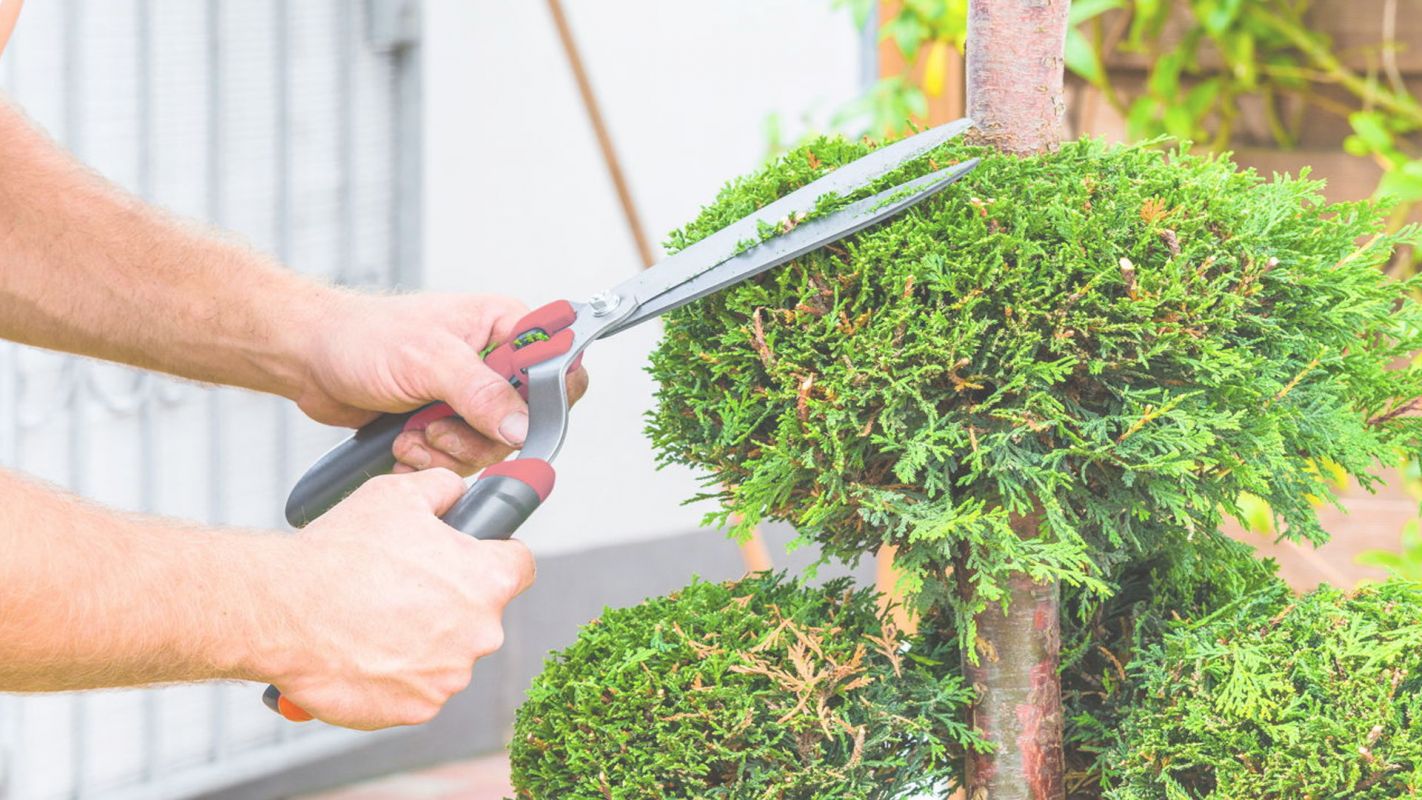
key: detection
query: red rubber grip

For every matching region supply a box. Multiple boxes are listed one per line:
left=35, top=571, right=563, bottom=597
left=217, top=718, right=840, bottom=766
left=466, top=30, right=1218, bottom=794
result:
left=516, top=300, right=577, bottom=334
left=404, top=402, right=457, bottom=433
left=482, top=458, right=556, bottom=501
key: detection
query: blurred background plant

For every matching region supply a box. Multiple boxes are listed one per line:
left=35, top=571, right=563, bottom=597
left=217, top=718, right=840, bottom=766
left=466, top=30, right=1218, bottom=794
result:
left=829, top=0, right=1422, bottom=272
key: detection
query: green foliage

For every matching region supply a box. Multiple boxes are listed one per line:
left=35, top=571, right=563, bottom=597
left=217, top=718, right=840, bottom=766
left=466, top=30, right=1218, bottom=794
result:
left=509, top=573, right=983, bottom=800
left=1058, top=533, right=1284, bottom=797
left=1091, top=1, right=1422, bottom=226
left=648, top=134, right=1422, bottom=649
left=1103, top=579, right=1422, bottom=799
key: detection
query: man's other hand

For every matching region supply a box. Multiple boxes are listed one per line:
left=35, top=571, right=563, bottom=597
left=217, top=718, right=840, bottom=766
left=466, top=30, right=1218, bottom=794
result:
left=296, top=293, right=589, bottom=475
left=263, top=468, right=535, bottom=729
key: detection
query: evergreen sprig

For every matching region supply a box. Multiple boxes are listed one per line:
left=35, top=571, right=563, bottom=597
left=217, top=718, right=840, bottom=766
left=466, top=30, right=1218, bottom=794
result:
left=1103, top=579, right=1422, bottom=799
left=509, top=573, right=982, bottom=800
left=647, top=135, right=1422, bottom=646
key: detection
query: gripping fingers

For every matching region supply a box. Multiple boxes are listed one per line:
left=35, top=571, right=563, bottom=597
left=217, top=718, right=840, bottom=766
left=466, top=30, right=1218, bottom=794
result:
left=442, top=360, right=529, bottom=448
left=392, top=425, right=507, bottom=476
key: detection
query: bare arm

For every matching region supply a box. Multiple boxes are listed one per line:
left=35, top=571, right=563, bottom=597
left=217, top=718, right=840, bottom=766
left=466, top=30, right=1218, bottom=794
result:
left=0, top=466, right=533, bottom=729
left=0, top=95, right=587, bottom=472
left=0, top=97, right=318, bottom=402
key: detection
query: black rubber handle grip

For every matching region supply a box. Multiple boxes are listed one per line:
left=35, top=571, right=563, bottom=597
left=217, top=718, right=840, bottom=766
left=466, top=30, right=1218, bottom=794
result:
left=284, top=405, right=437, bottom=527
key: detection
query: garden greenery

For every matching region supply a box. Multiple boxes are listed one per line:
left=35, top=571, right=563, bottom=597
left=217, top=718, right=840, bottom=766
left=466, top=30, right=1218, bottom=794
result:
left=648, top=135, right=1422, bottom=648
left=836, top=0, right=1422, bottom=229
left=1103, top=578, right=1422, bottom=798
left=509, top=573, right=982, bottom=800
left=508, top=535, right=1287, bottom=798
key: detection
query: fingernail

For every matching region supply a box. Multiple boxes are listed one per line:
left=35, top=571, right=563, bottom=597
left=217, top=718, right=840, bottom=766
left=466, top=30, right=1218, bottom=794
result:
left=498, top=412, right=529, bottom=446
left=404, top=444, right=431, bottom=469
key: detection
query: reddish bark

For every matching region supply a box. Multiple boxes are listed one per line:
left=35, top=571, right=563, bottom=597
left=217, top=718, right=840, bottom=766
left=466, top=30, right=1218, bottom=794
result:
left=961, top=514, right=1065, bottom=800
left=957, top=3, right=1069, bottom=797
left=965, top=0, right=1070, bottom=155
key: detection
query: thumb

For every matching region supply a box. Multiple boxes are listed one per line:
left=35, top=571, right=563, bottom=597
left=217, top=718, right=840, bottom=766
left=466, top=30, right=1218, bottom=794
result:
left=439, top=355, right=529, bottom=447
left=393, top=467, right=469, bottom=517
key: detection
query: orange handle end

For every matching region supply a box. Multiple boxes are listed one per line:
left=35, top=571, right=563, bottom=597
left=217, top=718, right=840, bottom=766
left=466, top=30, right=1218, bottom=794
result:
left=277, top=695, right=314, bottom=722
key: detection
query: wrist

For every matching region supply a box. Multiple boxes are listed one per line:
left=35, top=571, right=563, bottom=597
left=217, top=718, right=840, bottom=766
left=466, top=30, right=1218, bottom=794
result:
left=263, top=279, right=352, bottom=404
left=204, top=531, right=313, bottom=685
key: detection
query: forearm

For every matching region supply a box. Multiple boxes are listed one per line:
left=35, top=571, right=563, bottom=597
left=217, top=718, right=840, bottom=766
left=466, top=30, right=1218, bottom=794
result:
left=0, top=96, right=332, bottom=399
left=0, top=469, right=293, bottom=691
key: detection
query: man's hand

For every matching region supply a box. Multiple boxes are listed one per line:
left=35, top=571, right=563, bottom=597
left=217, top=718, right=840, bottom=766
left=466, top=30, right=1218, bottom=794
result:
left=262, top=468, right=534, bottom=729
left=297, top=293, right=590, bottom=476
left=0, top=100, right=586, bottom=477
left=0, top=468, right=532, bottom=730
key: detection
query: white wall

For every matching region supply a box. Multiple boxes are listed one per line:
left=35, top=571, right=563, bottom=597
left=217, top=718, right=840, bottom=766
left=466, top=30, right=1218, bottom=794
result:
left=422, top=0, right=864, bottom=555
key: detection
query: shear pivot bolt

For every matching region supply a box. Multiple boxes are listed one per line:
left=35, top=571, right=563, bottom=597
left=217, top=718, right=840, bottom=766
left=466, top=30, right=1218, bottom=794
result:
left=588, top=291, right=621, bottom=316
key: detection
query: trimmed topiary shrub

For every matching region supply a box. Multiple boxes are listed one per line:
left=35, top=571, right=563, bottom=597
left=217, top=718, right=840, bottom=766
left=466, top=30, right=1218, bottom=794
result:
left=509, top=573, right=982, bottom=800
left=648, top=135, right=1422, bottom=639
left=1102, top=578, right=1422, bottom=799
left=513, top=131, right=1422, bottom=797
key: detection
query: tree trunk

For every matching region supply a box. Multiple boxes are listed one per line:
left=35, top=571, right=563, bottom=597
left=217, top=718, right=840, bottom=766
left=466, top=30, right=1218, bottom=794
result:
left=965, top=0, right=1069, bottom=155
left=959, top=5, right=1069, bottom=798
left=962, top=518, right=1064, bottom=800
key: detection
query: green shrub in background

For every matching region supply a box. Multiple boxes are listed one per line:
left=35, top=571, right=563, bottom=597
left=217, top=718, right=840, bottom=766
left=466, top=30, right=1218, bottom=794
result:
left=648, top=134, right=1422, bottom=646
left=1056, top=533, right=1284, bottom=797
left=835, top=0, right=1422, bottom=235
left=509, top=573, right=983, bottom=800
left=508, top=532, right=1283, bottom=798
left=1103, top=579, right=1422, bottom=799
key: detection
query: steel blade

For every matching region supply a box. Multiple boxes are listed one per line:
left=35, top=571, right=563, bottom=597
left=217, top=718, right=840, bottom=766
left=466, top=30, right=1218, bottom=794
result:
left=599, top=158, right=979, bottom=336
left=597, top=118, right=973, bottom=314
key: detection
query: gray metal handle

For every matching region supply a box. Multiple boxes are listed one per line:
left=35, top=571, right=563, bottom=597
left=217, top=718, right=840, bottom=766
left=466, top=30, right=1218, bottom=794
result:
left=284, top=404, right=439, bottom=527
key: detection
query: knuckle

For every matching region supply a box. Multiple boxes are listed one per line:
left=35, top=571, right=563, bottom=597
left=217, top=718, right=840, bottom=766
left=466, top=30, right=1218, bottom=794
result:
left=440, top=669, right=474, bottom=698
left=472, top=623, right=506, bottom=656
left=398, top=702, right=440, bottom=727
left=504, top=542, right=537, bottom=584
left=360, top=473, right=405, bottom=499
left=462, top=374, right=517, bottom=416
left=427, top=466, right=466, bottom=494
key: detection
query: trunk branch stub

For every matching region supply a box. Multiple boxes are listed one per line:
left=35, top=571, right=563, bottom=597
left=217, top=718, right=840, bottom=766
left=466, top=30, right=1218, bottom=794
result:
left=965, top=0, right=1071, bottom=155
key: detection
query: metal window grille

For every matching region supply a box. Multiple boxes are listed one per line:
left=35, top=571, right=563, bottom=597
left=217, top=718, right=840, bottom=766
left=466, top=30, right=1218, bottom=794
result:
left=0, top=0, right=421, bottom=797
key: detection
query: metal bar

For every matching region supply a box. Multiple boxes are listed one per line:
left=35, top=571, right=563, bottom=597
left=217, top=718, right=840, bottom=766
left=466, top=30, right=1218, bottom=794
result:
left=390, top=5, right=421, bottom=287
left=338, top=0, right=355, bottom=285
left=134, top=0, right=163, bottom=782
left=61, top=1, right=90, bottom=796
left=205, top=0, right=228, bottom=764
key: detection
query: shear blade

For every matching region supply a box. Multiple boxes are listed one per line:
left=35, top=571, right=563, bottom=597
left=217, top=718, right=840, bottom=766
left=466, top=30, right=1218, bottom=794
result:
left=601, top=157, right=980, bottom=336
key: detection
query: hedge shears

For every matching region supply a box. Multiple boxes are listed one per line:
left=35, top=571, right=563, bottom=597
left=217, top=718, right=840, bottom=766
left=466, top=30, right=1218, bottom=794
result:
left=264, top=118, right=979, bottom=721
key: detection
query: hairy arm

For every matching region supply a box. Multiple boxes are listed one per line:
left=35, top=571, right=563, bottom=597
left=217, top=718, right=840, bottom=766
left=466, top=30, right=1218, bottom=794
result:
left=0, top=97, right=317, bottom=402
left=0, top=470, right=285, bottom=691
left=0, top=467, right=533, bottom=729
left=0, top=94, right=586, bottom=472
